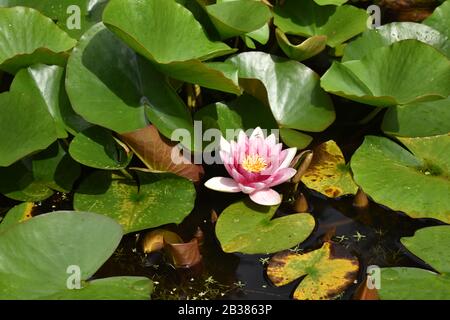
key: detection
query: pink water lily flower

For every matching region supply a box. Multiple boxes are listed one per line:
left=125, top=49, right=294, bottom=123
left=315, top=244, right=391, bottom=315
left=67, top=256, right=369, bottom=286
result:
left=205, top=127, right=297, bottom=206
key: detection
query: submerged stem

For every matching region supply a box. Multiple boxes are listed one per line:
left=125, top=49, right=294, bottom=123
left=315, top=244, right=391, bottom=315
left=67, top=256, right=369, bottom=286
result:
left=358, top=107, right=384, bottom=125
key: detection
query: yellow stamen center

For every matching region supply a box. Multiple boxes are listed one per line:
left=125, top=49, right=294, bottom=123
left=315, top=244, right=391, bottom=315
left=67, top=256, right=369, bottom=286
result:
left=242, top=154, right=267, bottom=173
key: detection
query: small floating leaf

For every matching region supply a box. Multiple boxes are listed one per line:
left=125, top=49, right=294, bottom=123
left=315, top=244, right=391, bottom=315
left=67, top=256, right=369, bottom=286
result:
left=69, top=126, right=132, bottom=170
left=279, top=128, right=313, bottom=150
left=379, top=226, right=450, bottom=300
left=215, top=199, right=315, bottom=254
left=142, top=229, right=183, bottom=253
left=0, top=142, right=81, bottom=201
left=74, top=171, right=196, bottom=233
left=0, top=202, right=34, bottom=233
left=301, top=141, right=358, bottom=198
left=267, top=242, right=359, bottom=300
left=276, top=29, right=327, bottom=61
left=167, top=238, right=202, bottom=268
left=351, top=135, right=450, bottom=223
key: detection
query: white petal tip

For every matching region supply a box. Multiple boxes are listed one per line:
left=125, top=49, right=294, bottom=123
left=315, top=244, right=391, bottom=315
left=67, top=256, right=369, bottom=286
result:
left=205, top=177, right=240, bottom=193
left=249, top=189, right=281, bottom=206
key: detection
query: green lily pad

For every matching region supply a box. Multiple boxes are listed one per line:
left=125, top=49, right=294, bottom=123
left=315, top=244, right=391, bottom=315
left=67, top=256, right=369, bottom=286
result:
left=321, top=40, right=450, bottom=107
left=0, top=0, right=108, bottom=39
left=267, top=242, right=359, bottom=300
left=119, top=125, right=204, bottom=183
left=301, top=140, right=358, bottom=198
left=102, top=0, right=240, bottom=94
left=273, top=0, right=367, bottom=48
left=0, top=6, right=76, bottom=74
left=11, top=64, right=87, bottom=138
left=69, top=126, right=132, bottom=170
left=193, top=94, right=313, bottom=149
left=66, top=23, right=194, bottom=146
left=194, top=94, right=278, bottom=137
left=424, top=0, right=450, bottom=39
left=343, top=22, right=450, bottom=61
left=204, top=0, right=271, bottom=39
left=276, top=29, right=328, bottom=61
left=227, top=51, right=335, bottom=133
left=0, top=211, right=153, bottom=299
left=0, top=80, right=58, bottom=166
left=0, top=202, right=33, bottom=233
left=279, top=128, right=313, bottom=150
left=0, top=142, right=81, bottom=201
left=0, top=63, right=81, bottom=166
left=246, top=23, right=270, bottom=45
left=314, top=0, right=348, bottom=5
left=44, top=277, right=153, bottom=300
left=379, top=226, right=450, bottom=300
left=351, top=135, right=450, bottom=223
left=215, top=199, right=316, bottom=254
left=382, top=98, right=450, bottom=137
left=74, top=171, right=196, bottom=233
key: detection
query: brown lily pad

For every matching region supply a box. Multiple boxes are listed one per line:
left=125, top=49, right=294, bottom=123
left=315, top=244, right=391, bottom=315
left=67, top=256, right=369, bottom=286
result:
left=142, top=229, right=183, bottom=253
left=120, top=125, right=204, bottom=183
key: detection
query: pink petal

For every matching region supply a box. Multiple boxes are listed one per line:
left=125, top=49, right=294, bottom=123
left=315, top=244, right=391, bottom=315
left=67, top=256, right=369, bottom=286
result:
left=238, top=183, right=255, bottom=194
left=269, top=168, right=297, bottom=187
left=249, top=188, right=281, bottom=206
left=220, top=150, right=232, bottom=165
left=265, top=133, right=277, bottom=147
left=237, top=130, right=247, bottom=146
left=278, top=147, right=297, bottom=169
left=247, top=182, right=268, bottom=192
left=230, top=167, right=246, bottom=183
left=220, top=136, right=231, bottom=153
left=204, top=177, right=240, bottom=193
left=250, top=127, right=264, bottom=140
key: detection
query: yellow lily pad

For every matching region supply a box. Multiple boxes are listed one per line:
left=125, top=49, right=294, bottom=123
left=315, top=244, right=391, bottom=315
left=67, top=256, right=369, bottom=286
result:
left=301, top=140, right=358, bottom=198
left=267, top=242, right=359, bottom=300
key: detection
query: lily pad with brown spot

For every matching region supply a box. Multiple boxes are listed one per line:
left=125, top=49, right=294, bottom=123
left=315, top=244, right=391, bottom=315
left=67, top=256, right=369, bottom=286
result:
left=0, top=202, right=34, bottom=233
left=267, top=242, right=359, bottom=300
left=215, top=199, right=315, bottom=254
left=301, top=140, right=358, bottom=198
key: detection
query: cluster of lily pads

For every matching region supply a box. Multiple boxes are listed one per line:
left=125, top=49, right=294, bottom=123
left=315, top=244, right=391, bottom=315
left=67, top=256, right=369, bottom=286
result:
left=0, top=0, right=448, bottom=300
